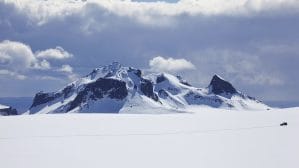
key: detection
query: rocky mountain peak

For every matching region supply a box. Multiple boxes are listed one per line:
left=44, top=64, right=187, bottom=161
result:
left=27, top=64, right=269, bottom=114
left=209, top=75, right=237, bottom=95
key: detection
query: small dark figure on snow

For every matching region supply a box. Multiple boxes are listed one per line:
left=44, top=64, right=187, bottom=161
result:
left=280, top=122, right=288, bottom=126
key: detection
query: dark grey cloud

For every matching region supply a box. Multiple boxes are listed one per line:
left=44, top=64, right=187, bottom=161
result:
left=0, top=0, right=298, bottom=104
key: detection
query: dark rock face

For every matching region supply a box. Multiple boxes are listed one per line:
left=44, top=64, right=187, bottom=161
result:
left=180, top=81, right=192, bottom=86
left=128, top=68, right=142, bottom=78
left=135, top=70, right=142, bottom=78
left=62, top=84, right=75, bottom=98
left=184, top=91, right=223, bottom=107
left=158, top=89, right=169, bottom=98
left=87, top=69, right=99, bottom=79
left=140, top=79, right=159, bottom=101
left=68, top=78, right=128, bottom=111
left=31, top=84, right=75, bottom=108
left=0, top=107, right=18, bottom=116
left=31, top=92, right=59, bottom=108
left=156, top=75, right=167, bottom=83
left=209, top=75, right=237, bottom=95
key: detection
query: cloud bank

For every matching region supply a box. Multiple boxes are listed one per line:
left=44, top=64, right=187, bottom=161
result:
left=0, top=40, right=76, bottom=81
left=3, top=0, right=299, bottom=26
left=149, top=56, right=195, bottom=72
left=36, top=46, right=73, bottom=60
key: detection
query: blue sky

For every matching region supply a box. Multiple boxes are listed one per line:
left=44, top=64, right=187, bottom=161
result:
left=0, top=0, right=299, bottom=104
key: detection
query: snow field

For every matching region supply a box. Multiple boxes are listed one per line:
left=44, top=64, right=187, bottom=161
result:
left=0, top=107, right=298, bottom=168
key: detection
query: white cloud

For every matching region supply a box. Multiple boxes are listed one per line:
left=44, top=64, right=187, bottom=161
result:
left=58, top=64, right=73, bottom=73
left=57, top=64, right=78, bottom=81
left=0, top=69, right=26, bottom=80
left=38, top=59, right=51, bottom=70
left=3, top=0, right=299, bottom=26
left=0, top=40, right=75, bottom=80
left=0, top=40, right=38, bottom=70
left=149, top=56, right=195, bottom=72
left=36, top=46, right=73, bottom=60
left=0, top=40, right=55, bottom=71
left=35, top=76, right=61, bottom=81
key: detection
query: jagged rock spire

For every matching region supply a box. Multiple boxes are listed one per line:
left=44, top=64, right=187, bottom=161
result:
left=209, top=75, right=237, bottom=95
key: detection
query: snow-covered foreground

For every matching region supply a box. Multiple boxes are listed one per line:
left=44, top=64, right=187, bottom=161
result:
left=0, top=108, right=298, bottom=168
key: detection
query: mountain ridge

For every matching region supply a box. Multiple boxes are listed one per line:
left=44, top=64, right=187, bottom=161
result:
left=27, top=62, right=269, bottom=114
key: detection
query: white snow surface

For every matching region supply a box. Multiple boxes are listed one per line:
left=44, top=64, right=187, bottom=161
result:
left=0, top=107, right=298, bottom=168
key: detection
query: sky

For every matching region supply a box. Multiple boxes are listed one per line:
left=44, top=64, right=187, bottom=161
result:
left=0, top=0, right=299, bottom=104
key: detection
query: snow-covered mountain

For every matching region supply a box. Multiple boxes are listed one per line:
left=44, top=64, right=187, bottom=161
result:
left=0, top=104, right=18, bottom=116
left=28, top=62, right=269, bottom=114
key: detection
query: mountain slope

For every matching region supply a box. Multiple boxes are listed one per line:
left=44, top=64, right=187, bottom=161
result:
left=28, top=62, right=269, bottom=114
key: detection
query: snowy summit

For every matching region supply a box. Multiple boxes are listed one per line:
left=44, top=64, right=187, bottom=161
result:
left=27, top=62, right=269, bottom=114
